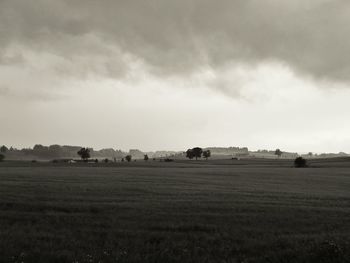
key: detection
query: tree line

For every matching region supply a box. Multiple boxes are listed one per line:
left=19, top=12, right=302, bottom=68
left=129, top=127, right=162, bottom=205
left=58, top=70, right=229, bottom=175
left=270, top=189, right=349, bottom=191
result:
left=0, top=144, right=309, bottom=168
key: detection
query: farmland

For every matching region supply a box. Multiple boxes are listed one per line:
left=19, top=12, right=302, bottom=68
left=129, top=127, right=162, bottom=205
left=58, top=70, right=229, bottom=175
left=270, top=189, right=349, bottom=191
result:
left=0, top=158, right=349, bottom=262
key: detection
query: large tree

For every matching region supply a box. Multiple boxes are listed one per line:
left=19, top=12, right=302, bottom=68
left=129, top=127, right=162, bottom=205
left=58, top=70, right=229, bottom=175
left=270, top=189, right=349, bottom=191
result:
left=186, top=148, right=204, bottom=160
left=186, top=149, right=194, bottom=160
left=192, top=147, right=203, bottom=160
left=77, top=148, right=91, bottom=162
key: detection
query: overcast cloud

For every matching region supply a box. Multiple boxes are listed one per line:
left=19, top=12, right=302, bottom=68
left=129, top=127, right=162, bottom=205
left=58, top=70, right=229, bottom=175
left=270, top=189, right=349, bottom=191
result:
left=1, top=0, right=350, bottom=81
left=1, top=0, right=350, bottom=152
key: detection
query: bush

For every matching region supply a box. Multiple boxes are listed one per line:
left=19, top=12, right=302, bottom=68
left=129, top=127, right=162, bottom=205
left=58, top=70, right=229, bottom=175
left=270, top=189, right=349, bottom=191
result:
left=294, top=157, right=307, bottom=168
left=125, top=155, right=132, bottom=162
left=0, top=154, right=4, bottom=162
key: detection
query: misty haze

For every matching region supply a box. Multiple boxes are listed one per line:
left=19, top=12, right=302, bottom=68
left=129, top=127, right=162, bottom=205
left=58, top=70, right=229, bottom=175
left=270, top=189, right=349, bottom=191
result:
left=1, top=1, right=350, bottom=262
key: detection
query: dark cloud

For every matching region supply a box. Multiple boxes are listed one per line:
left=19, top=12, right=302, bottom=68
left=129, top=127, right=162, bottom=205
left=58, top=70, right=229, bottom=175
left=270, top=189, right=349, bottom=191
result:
left=0, top=0, right=349, bottom=83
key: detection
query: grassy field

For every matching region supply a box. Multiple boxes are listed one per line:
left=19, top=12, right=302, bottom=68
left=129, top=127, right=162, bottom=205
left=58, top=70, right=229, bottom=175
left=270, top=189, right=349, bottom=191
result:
left=0, top=158, right=349, bottom=263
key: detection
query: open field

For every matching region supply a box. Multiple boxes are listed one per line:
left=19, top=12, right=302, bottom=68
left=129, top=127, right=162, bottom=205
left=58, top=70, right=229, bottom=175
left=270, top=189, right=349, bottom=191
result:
left=0, top=158, right=350, bottom=263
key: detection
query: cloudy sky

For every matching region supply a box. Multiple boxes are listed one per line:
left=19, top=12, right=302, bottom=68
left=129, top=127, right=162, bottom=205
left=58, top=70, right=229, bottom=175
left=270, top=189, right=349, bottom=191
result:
left=1, top=0, right=350, bottom=153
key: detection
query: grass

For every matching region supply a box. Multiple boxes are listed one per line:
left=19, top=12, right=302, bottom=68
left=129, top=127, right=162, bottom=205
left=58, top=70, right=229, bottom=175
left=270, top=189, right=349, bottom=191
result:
left=0, top=158, right=349, bottom=262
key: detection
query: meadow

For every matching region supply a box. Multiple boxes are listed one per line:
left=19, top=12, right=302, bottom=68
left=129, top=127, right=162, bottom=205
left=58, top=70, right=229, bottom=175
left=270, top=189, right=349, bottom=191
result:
left=0, top=158, right=349, bottom=263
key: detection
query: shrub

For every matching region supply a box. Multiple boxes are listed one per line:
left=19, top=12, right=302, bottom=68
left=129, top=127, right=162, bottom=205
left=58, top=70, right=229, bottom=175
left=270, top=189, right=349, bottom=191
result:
left=125, top=155, right=132, bottom=162
left=0, top=154, right=5, bottom=162
left=203, top=150, right=211, bottom=160
left=294, top=157, right=307, bottom=168
left=0, top=145, right=8, bottom=153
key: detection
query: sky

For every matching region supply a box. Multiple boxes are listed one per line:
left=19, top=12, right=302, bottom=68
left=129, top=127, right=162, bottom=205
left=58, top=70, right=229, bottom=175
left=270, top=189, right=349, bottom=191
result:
left=1, top=0, right=350, bottom=153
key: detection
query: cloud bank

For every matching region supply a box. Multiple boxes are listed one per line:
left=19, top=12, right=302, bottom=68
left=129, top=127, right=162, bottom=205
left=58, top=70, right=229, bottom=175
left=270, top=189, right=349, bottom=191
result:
left=2, top=0, right=350, bottom=152
left=1, top=0, right=350, bottom=86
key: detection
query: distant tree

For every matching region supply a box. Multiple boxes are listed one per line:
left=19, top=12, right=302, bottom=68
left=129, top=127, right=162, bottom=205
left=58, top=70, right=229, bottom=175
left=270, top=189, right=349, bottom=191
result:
left=104, top=158, right=109, bottom=163
left=0, top=154, right=4, bottom=162
left=186, top=147, right=203, bottom=160
left=308, top=152, right=313, bottom=157
left=186, top=149, right=194, bottom=160
left=33, top=144, right=47, bottom=152
left=192, top=147, right=203, bottom=160
left=121, top=158, right=125, bottom=162
left=33, top=144, right=49, bottom=158
left=77, top=148, right=90, bottom=162
left=0, top=145, right=8, bottom=153
left=125, top=155, right=132, bottom=162
left=144, top=154, right=149, bottom=161
left=48, top=144, right=62, bottom=157
left=203, top=150, right=211, bottom=160
left=294, top=157, right=307, bottom=168
left=275, top=149, right=282, bottom=158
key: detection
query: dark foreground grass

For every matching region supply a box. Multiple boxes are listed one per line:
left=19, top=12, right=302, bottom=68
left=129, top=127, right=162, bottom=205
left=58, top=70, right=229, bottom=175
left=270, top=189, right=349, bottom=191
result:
left=0, top=159, right=349, bottom=262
